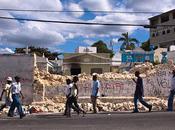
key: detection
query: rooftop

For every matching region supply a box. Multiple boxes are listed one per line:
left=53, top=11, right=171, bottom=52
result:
left=149, top=9, right=175, bottom=20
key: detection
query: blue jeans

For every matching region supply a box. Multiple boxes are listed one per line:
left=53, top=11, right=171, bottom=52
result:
left=134, top=94, right=151, bottom=111
left=167, top=90, right=175, bottom=111
left=8, top=94, right=24, bottom=116
left=0, top=97, right=12, bottom=111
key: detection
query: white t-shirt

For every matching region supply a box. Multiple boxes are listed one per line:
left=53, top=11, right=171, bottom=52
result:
left=11, top=82, right=21, bottom=94
left=70, top=83, right=78, bottom=97
left=65, top=83, right=73, bottom=96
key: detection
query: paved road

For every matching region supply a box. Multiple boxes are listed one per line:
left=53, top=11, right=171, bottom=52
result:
left=0, top=112, right=175, bottom=130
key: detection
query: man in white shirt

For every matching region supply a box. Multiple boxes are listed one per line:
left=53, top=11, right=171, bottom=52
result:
left=0, top=77, right=12, bottom=111
left=63, top=78, right=73, bottom=116
left=167, top=70, right=175, bottom=111
left=91, top=75, right=100, bottom=113
left=7, top=76, right=25, bottom=119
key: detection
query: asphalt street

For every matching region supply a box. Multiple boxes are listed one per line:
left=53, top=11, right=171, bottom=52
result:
left=0, top=112, right=175, bottom=130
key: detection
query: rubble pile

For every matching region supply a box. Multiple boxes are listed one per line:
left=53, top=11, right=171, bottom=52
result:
left=29, top=63, right=175, bottom=114
left=23, top=98, right=168, bottom=113
left=34, top=63, right=175, bottom=88
left=0, top=98, right=170, bottom=114
left=130, top=62, right=154, bottom=74
left=34, top=68, right=72, bottom=87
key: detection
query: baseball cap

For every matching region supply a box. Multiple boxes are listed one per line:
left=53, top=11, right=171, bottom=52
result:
left=7, top=77, right=12, bottom=81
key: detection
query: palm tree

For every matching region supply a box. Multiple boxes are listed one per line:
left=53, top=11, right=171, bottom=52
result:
left=118, top=32, right=139, bottom=51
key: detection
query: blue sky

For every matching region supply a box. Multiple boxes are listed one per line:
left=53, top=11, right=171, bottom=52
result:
left=0, top=0, right=174, bottom=54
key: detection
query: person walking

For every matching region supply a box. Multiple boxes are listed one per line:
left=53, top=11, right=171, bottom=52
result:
left=63, top=78, right=73, bottom=116
left=132, top=71, right=152, bottom=113
left=7, top=76, right=25, bottom=119
left=91, top=75, right=100, bottom=114
left=167, top=70, right=175, bottom=111
left=67, top=76, right=86, bottom=117
left=0, top=77, right=13, bottom=111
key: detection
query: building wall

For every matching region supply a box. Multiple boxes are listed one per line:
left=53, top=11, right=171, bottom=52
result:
left=150, top=10, right=175, bottom=47
left=0, top=54, right=34, bottom=104
left=122, top=52, right=154, bottom=63
left=63, top=64, right=110, bottom=75
left=76, top=47, right=97, bottom=53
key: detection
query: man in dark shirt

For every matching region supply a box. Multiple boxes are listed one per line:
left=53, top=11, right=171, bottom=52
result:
left=132, top=71, right=152, bottom=113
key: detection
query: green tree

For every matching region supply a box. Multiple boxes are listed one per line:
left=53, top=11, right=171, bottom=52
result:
left=91, top=40, right=114, bottom=58
left=15, top=46, right=62, bottom=60
left=141, top=39, right=158, bottom=51
left=118, top=32, right=139, bottom=51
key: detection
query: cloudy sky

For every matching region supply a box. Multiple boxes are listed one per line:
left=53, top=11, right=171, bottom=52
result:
left=0, top=0, right=175, bottom=54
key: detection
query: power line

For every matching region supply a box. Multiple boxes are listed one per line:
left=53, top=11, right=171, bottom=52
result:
left=0, top=8, right=163, bottom=14
left=0, top=16, right=147, bottom=26
left=0, top=16, right=174, bottom=28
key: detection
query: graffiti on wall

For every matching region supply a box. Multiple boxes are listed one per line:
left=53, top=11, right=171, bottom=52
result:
left=144, top=69, right=171, bottom=96
left=45, top=69, right=172, bottom=98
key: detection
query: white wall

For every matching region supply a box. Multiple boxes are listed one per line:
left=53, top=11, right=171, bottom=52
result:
left=76, top=46, right=97, bottom=53
left=168, top=51, right=175, bottom=63
left=0, top=54, right=34, bottom=104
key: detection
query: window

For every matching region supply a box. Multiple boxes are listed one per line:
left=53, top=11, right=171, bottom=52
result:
left=162, top=30, right=166, bottom=35
left=167, top=29, right=170, bottom=33
left=152, top=33, right=155, bottom=37
left=150, top=19, right=158, bottom=25
left=173, top=12, right=175, bottom=19
left=161, top=15, right=169, bottom=23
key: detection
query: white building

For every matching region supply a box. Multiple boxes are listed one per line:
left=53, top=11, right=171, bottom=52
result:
left=75, top=46, right=97, bottom=53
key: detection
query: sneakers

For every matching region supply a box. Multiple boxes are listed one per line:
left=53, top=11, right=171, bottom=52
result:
left=132, top=110, right=139, bottom=113
left=20, top=114, right=25, bottom=119
left=7, top=113, right=13, bottom=117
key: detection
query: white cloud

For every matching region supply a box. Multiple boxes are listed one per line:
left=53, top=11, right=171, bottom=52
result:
left=1, top=27, right=65, bottom=47
left=125, top=0, right=175, bottom=12
left=80, top=0, right=113, bottom=11
left=68, top=3, right=84, bottom=18
left=83, top=39, right=95, bottom=45
left=0, top=0, right=63, bottom=10
left=111, top=38, right=118, bottom=43
left=0, top=48, right=14, bottom=54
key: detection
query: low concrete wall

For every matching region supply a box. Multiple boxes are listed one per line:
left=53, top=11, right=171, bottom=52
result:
left=44, top=68, right=172, bottom=98
left=0, top=54, right=34, bottom=104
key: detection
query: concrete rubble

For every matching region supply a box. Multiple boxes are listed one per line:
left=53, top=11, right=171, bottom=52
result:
left=34, top=62, right=175, bottom=88
left=0, top=97, right=171, bottom=114
left=28, top=62, right=175, bottom=113
left=1, top=63, right=174, bottom=115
